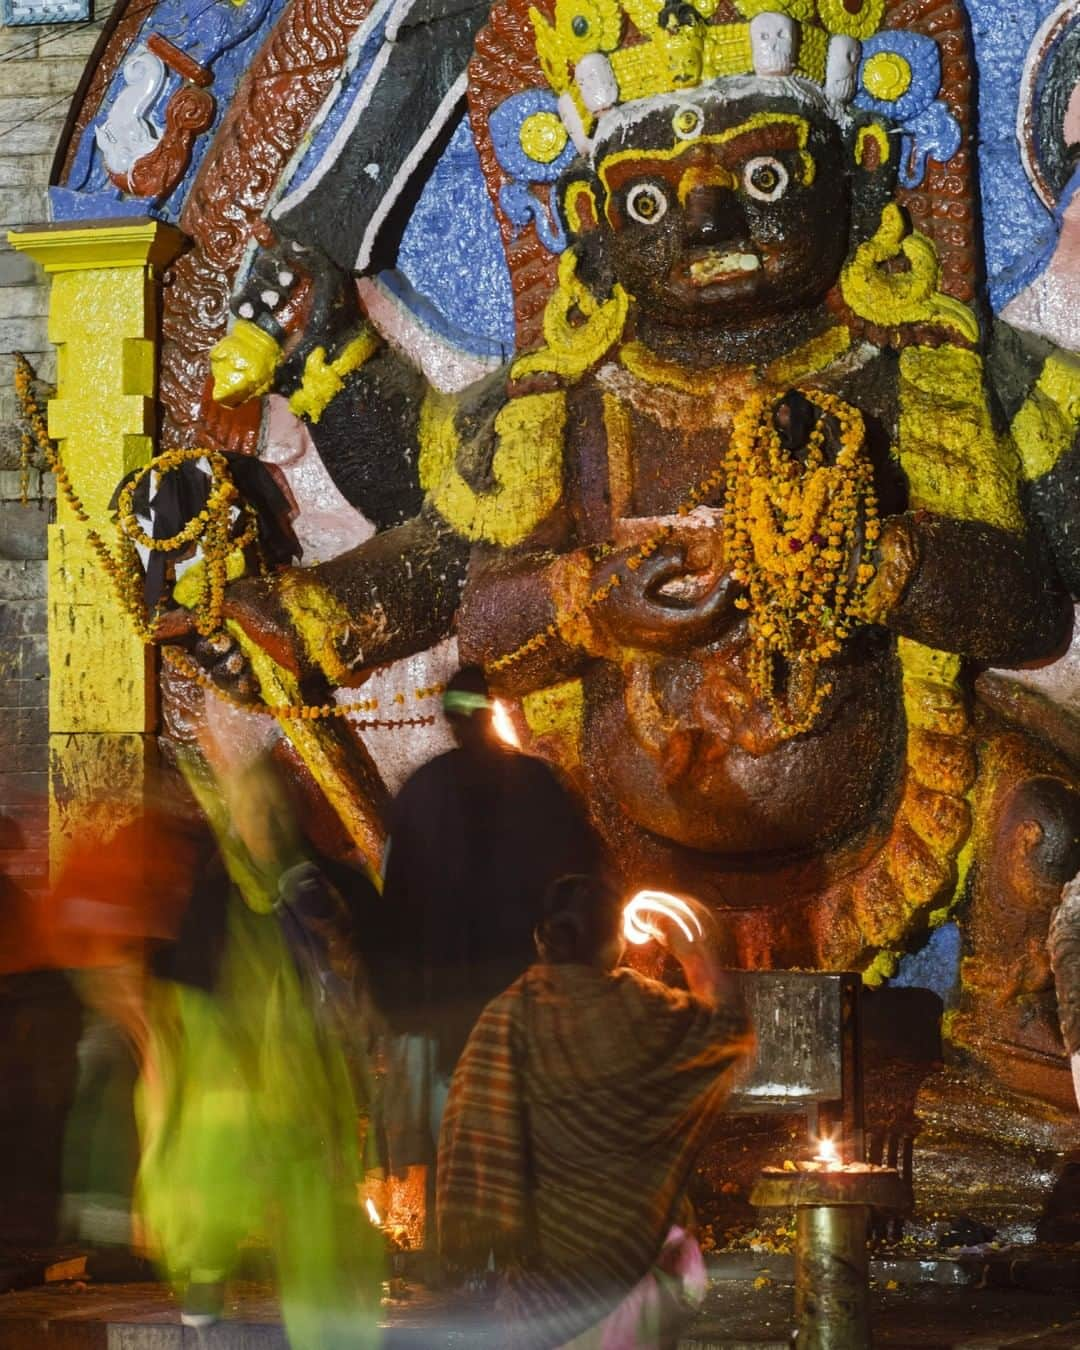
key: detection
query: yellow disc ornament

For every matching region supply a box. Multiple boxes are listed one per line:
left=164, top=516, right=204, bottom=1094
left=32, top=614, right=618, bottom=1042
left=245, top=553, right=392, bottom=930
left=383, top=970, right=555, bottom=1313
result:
left=520, top=111, right=570, bottom=163
left=861, top=50, right=912, bottom=101
left=551, top=0, right=622, bottom=63
left=672, top=104, right=704, bottom=139
left=816, top=0, right=885, bottom=40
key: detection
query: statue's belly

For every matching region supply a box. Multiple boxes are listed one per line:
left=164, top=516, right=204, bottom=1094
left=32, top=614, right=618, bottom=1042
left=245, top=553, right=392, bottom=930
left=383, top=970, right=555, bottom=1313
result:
left=581, top=635, right=903, bottom=857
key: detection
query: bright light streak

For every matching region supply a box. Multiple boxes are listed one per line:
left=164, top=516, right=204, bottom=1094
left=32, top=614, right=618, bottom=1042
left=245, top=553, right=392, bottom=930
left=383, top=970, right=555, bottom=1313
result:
left=364, top=1197, right=382, bottom=1227
left=622, top=889, right=704, bottom=947
left=813, top=1136, right=840, bottom=1167
left=492, top=698, right=521, bottom=749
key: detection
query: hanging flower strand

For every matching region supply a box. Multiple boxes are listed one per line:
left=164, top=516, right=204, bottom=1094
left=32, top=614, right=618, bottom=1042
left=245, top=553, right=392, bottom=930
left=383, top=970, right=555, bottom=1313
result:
left=15, top=354, right=446, bottom=729
left=115, top=446, right=260, bottom=640
left=722, top=387, right=880, bottom=736
left=14, top=352, right=156, bottom=641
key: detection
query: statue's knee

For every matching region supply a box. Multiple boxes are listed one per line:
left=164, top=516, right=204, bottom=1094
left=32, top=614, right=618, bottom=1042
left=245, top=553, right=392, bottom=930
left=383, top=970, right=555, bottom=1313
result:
left=1001, top=776, right=1080, bottom=900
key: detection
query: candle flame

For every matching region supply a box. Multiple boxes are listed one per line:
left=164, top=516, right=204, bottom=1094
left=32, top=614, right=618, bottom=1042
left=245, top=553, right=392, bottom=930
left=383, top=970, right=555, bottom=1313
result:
left=622, top=890, right=704, bottom=946
left=492, top=699, right=521, bottom=749
left=814, top=1136, right=840, bottom=1167
left=364, top=1197, right=382, bottom=1227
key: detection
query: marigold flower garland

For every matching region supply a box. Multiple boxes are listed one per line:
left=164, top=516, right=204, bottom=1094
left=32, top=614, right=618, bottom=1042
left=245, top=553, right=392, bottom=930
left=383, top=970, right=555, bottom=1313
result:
left=722, top=387, right=879, bottom=735
left=491, top=387, right=879, bottom=736
left=116, top=446, right=259, bottom=640
left=15, top=353, right=158, bottom=641
left=162, top=646, right=440, bottom=727
left=14, top=353, right=444, bottom=729
left=13, top=354, right=38, bottom=507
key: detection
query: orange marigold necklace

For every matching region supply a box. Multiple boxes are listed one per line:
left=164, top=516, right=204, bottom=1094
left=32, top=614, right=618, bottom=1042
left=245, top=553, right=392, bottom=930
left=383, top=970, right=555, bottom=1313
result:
left=722, top=387, right=880, bottom=736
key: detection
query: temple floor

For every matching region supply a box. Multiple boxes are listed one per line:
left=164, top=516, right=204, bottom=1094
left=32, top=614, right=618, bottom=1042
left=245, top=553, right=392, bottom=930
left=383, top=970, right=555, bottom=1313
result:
left=0, top=1256, right=1078, bottom=1349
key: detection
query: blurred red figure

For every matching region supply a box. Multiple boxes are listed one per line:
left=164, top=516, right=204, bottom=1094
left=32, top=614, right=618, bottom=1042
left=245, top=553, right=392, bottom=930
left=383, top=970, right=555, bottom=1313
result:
left=39, top=804, right=205, bottom=1068
left=0, top=793, right=207, bottom=1251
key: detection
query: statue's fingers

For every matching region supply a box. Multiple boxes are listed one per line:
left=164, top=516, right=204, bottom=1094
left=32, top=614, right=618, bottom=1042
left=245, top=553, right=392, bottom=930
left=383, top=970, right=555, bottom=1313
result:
left=153, top=607, right=197, bottom=642
left=203, top=631, right=234, bottom=656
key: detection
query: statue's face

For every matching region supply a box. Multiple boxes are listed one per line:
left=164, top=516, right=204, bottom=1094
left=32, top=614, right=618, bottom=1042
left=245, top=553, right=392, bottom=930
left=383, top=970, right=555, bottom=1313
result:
left=590, top=95, right=848, bottom=326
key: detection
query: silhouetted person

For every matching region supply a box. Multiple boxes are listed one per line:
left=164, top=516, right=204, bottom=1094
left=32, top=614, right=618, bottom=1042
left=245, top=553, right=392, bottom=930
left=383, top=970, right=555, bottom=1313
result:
left=369, top=666, right=604, bottom=1174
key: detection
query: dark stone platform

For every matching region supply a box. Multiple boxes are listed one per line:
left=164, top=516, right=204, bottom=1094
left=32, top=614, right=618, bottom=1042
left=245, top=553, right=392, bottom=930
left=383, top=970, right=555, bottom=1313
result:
left=1, top=1252, right=1079, bottom=1349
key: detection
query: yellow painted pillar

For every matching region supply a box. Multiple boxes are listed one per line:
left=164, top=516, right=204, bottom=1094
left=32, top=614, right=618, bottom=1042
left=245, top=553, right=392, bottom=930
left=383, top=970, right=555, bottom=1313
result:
left=8, top=219, right=184, bottom=873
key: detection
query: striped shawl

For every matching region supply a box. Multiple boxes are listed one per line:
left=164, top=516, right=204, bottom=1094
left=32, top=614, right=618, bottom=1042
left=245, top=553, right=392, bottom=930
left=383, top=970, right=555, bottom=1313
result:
left=438, top=963, right=754, bottom=1349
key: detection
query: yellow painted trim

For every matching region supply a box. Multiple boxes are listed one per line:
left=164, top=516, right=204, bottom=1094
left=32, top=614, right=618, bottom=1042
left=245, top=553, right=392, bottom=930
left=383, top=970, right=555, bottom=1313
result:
left=8, top=219, right=185, bottom=273
left=763, top=324, right=851, bottom=386
left=419, top=388, right=567, bottom=546
left=278, top=571, right=362, bottom=686
left=597, top=112, right=815, bottom=205
left=897, top=344, right=1023, bottom=532
left=602, top=391, right=634, bottom=517
left=1011, top=351, right=1080, bottom=481
left=287, top=327, right=381, bottom=423
left=228, top=624, right=387, bottom=879
left=840, top=204, right=979, bottom=344
left=855, top=123, right=890, bottom=169
left=211, top=319, right=284, bottom=407
left=20, top=219, right=183, bottom=877
left=522, top=678, right=585, bottom=767
left=511, top=248, right=630, bottom=382
left=618, top=323, right=851, bottom=394
left=561, top=179, right=599, bottom=236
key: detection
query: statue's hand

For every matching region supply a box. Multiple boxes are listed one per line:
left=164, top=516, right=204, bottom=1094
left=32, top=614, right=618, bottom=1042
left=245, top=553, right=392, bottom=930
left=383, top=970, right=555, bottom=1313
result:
left=591, top=543, right=743, bottom=650
left=154, top=576, right=304, bottom=703
left=157, top=614, right=261, bottom=704
left=862, top=517, right=919, bottom=623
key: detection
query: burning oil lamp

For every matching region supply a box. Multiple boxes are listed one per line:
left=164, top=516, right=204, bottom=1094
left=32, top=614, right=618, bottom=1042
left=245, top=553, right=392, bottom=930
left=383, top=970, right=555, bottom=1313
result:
left=491, top=698, right=521, bottom=748
left=751, top=1139, right=910, bottom=1348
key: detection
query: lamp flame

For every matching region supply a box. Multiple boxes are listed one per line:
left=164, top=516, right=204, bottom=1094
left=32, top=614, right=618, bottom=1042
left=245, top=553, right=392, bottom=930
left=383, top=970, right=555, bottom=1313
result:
left=813, top=1136, right=840, bottom=1168
left=364, top=1197, right=382, bottom=1227
left=622, top=889, right=704, bottom=947
left=492, top=698, right=521, bottom=749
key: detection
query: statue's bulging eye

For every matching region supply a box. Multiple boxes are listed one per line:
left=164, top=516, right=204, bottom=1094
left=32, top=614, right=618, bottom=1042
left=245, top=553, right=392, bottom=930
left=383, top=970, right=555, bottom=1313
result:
left=743, top=156, right=789, bottom=203
left=572, top=14, right=590, bottom=35
left=625, top=183, right=668, bottom=225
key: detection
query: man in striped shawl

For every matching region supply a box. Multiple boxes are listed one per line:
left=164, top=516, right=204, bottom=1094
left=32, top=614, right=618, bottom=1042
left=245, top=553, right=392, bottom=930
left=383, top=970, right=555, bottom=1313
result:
left=438, top=875, right=753, bottom=1349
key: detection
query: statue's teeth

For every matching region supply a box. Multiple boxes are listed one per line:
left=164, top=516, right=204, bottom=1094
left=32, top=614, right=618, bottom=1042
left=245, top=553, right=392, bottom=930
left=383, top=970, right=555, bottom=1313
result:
left=689, top=252, right=761, bottom=284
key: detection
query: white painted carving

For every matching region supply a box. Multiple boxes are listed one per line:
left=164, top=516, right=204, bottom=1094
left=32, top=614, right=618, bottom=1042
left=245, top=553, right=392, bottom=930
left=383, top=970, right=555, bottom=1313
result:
left=576, top=52, right=619, bottom=114
left=558, top=89, right=592, bottom=156
left=749, top=12, right=796, bottom=78
left=260, top=393, right=456, bottom=789
left=261, top=393, right=372, bottom=563
left=355, top=275, right=503, bottom=394
left=825, top=35, right=861, bottom=104
left=1001, top=187, right=1080, bottom=353
left=95, top=46, right=167, bottom=175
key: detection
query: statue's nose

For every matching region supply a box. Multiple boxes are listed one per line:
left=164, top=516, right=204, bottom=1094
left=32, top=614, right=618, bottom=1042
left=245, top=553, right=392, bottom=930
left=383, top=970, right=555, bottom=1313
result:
left=684, top=184, right=747, bottom=246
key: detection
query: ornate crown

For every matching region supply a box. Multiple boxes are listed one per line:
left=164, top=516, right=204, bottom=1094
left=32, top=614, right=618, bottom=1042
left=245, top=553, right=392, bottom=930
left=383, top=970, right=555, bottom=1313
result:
left=528, top=0, right=892, bottom=151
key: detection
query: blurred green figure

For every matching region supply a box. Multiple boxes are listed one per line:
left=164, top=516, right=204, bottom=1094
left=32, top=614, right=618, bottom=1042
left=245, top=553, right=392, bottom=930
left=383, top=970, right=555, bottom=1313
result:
left=138, top=753, right=382, bottom=1345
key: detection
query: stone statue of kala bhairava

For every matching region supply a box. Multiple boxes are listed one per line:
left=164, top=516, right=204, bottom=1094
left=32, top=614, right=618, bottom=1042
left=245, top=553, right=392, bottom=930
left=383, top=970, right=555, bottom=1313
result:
left=146, top=0, right=1080, bottom=1121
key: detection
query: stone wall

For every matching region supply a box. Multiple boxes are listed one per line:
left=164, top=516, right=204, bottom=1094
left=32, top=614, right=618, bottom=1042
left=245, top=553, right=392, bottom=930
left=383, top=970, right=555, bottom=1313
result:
left=1, top=15, right=104, bottom=887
